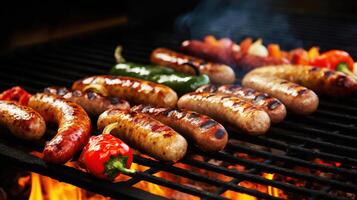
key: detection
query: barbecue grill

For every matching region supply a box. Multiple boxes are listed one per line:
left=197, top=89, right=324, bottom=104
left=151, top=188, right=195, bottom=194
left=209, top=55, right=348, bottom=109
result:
left=0, top=1, right=356, bottom=199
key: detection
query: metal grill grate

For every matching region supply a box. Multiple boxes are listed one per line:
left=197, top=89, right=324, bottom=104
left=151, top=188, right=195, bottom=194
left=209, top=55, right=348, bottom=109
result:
left=0, top=28, right=356, bottom=200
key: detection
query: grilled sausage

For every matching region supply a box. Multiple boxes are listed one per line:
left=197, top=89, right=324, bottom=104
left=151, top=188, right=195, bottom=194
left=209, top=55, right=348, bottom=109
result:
left=0, top=100, right=46, bottom=140
left=150, top=48, right=236, bottom=85
left=177, top=92, right=270, bottom=135
left=196, top=84, right=286, bottom=123
left=234, top=54, right=290, bottom=71
left=28, top=93, right=91, bottom=164
left=242, top=74, right=319, bottom=115
left=131, top=105, right=228, bottom=152
left=97, top=109, right=187, bottom=162
left=44, top=87, right=130, bottom=116
left=181, top=39, right=289, bottom=70
left=72, top=75, right=178, bottom=108
left=245, top=65, right=357, bottom=96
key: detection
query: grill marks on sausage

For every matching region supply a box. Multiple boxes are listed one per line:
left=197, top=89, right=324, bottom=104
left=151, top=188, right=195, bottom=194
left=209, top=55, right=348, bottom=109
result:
left=214, top=128, right=226, bottom=139
left=198, top=84, right=284, bottom=112
left=336, top=75, right=347, bottom=87
left=297, top=89, right=308, bottom=95
left=86, top=91, right=96, bottom=100
left=57, top=87, right=68, bottom=96
left=309, top=67, right=320, bottom=72
left=200, top=119, right=218, bottom=130
left=267, top=100, right=281, bottom=110
left=323, top=70, right=334, bottom=78
left=254, top=94, right=269, bottom=102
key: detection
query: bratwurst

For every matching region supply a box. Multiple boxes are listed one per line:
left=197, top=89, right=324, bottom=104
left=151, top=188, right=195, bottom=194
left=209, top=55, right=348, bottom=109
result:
left=150, top=48, right=235, bottom=85
left=98, top=109, right=187, bottom=162
left=0, top=100, right=46, bottom=140
left=177, top=92, right=270, bottom=135
left=44, top=87, right=130, bottom=116
left=242, top=74, right=319, bottom=115
left=196, top=84, right=286, bottom=123
left=28, top=93, right=91, bottom=164
left=72, top=75, right=178, bottom=108
left=131, top=105, right=228, bottom=152
left=244, top=65, right=357, bottom=96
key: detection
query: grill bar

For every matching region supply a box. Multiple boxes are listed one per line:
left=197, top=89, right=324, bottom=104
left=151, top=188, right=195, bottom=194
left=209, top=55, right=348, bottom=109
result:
left=0, top=28, right=356, bottom=200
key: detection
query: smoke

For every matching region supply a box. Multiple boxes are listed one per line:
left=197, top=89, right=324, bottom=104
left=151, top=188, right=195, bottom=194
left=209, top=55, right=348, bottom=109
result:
left=174, top=0, right=303, bottom=48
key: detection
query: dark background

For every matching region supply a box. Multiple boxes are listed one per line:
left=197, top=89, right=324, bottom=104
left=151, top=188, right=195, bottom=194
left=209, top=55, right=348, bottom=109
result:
left=1, top=0, right=357, bottom=55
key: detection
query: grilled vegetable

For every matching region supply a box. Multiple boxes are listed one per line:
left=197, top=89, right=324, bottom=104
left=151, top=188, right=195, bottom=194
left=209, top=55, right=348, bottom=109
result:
left=79, top=123, right=134, bottom=180
left=110, top=63, right=210, bottom=95
left=309, top=50, right=354, bottom=71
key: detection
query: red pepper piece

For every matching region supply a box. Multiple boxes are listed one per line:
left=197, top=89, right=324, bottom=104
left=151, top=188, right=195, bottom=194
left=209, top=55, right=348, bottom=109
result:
left=0, top=86, right=31, bottom=105
left=309, top=50, right=354, bottom=71
left=79, top=123, right=134, bottom=180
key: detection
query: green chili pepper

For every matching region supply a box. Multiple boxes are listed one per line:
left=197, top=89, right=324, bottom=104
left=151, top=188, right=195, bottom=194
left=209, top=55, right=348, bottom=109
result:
left=110, top=63, right=210, bottom=95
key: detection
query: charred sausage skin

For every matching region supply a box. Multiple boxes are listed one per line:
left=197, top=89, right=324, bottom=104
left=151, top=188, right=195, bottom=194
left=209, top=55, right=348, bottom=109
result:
left=0, top=100, right=46, bottom=140
left=44, top=87, right=130, bottom=116
left=196, top=84, right=286, bottom=123
left=177, top=92, right=270, bottom=135
left=97, top=109, right=187, bottom=162
left=245, top=65, right=357, bottom=96
left=131, top=105, right=228, bottom=152
left=72, top=75, right=178, bottom=108
left=28, top=93, right=91, bottom=164
left=242, top=74, right=319, bottom=115
left=150, top=48, right=236, bottom=85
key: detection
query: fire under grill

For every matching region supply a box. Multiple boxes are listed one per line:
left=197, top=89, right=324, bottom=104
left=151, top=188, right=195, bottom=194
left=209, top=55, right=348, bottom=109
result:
left=0, top=28, right=356, bottom=200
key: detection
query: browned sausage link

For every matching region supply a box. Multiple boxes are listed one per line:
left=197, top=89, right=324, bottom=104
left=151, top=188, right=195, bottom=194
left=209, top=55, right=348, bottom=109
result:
left=150, top=48, right=236, bottom=85
left=177, top=92, right=270, bottom=135
left=242, top=74, right=319, bottom=115
left=28, top=93, right=91, bottom=164
left=44, top=87, right=130, bottom=116
left=196, top=84, right=286, bottom=123
left=246, top=65, right=357, bottom=96
left=131, top=105, right=228, bottom=152
left=97, top=109, right=187, bottom=162
left=0, top=100, right=46, bottom=140
left=72, top=75, right=178, bottom=108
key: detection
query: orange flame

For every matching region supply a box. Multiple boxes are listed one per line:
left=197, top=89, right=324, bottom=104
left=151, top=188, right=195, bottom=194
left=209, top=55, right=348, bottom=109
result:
left=25, top=151, right=289, bottom=199
left=222, top=173, right=287, bottom=200
left=27, top=162, right=109, bottom=200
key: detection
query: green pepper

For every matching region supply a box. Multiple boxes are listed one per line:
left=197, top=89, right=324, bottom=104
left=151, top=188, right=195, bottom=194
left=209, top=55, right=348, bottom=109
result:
left=110, top=63, right=210, bottom=95
left=336, top=63, right=357, bottom=80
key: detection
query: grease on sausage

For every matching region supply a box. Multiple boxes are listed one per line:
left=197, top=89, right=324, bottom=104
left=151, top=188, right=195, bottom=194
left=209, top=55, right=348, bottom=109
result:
left=196, top=84, right=286, bottom=123
left=131, top=105, right=228, bottom=152
left=0, top=100, right=46, bottom=140
left=72, top=75, right=178, bottom=108
left=97, top=109, right=187, bottom=162
left=177, top=92, right=270, bottom=135
left=28, top=93, right=91, bottom=164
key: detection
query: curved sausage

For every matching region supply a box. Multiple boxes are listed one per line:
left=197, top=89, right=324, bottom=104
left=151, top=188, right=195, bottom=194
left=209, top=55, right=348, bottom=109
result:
left=97, top=109, right=187, bottom=162
left=44, top=87, right=130, bottom=116
left=242, top=74, right=319, bottom=115
left=245, top=65, right=357, bottom=96
left=196, top=84, right=286, bottom=123
left=72, top=75, right=178, bottom=108
left=0, top=100, right=46, bottom=140
left=150, top=48, right=236, bottom=85
left=177, top=92, right=271, bottom=135
left=28, top=93, right=91, bottom=164
left=131, top=105, right=228, bottom=152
